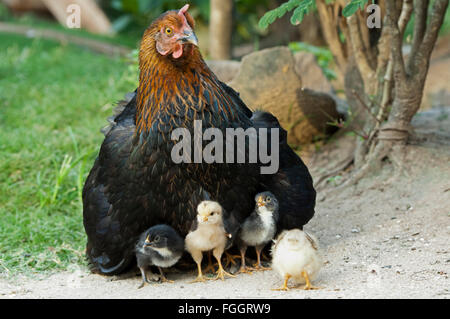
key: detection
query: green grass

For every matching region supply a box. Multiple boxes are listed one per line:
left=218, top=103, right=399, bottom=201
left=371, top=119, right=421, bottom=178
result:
left=0, top=3, right=142, bottom=48
left=0, top=33, right=137, bottom=277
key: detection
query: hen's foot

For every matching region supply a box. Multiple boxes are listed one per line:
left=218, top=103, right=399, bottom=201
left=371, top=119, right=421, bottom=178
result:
left=203, top=254, right=217, bottom=274
left=223, top=252, right=240, bottom=268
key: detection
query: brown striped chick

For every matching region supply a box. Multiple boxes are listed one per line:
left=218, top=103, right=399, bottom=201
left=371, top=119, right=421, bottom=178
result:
left=271, top=229, right=322, bottom=291
left=185, top=200, right=235, bottom=283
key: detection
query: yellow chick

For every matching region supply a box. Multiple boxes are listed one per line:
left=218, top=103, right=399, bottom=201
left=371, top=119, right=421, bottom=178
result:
left=185, top=200, right=235, bottom=282
left=271, top=229, right=322, bottom=291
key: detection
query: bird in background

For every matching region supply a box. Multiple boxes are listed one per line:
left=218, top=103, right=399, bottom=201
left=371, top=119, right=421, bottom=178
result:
left=135, top=224, right=184, bottom=288
left=271, top=229, right=322, bottom=291
left=236, top=191, right=279, bottom=274
left=82, top=4, right=316, bottom=276
left=185, top=200, right=236, bottom=282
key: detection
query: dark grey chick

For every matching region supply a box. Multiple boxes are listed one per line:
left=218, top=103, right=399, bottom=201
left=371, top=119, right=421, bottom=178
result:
left=135, top=224, right=184, bottom=288
left=236, top=191, right=279, bottom=273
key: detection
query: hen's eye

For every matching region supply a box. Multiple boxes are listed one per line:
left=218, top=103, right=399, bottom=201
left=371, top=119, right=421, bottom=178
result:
left=267, top=198, right=271, bottom=202
left=165, top=27, right=173, bottom=36
left=154, top=235, right=160, bottom=242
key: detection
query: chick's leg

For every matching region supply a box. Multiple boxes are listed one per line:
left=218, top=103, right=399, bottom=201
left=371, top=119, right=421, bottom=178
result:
left=189, top=250, right=207, bottom=283
left=137, top=267, right=159, bottom=288
left=272, top=274, right=291, bottom=291
left=237, top=245, right=253, bottom=274
left=301, top=271, right=321, bottom=290
left=212, top=247, right=236, bottom=281
left=158, top=267, right=174, bottom=284
left=250, top=244, right=271, bottom=271
left=138, top=267, right=147, bottom=289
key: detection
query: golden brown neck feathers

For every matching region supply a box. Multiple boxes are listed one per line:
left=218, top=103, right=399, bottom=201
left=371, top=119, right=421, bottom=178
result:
left=136, top=15, right=205, bottom=134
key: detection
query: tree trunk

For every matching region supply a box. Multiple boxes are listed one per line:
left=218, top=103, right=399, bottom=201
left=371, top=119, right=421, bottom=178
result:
left=209, top=0, right=233, bottom=60
left=315, top=0, right=448, bottom=196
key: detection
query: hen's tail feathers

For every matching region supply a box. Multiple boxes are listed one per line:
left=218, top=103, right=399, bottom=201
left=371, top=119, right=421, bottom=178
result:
left=101, top=91, right=136, bottom=136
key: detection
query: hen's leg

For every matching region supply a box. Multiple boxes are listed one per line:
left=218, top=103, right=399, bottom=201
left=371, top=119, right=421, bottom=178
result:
left=203, top=251, right=217, bottom=274
left=223, top=252, right=241, bottom=268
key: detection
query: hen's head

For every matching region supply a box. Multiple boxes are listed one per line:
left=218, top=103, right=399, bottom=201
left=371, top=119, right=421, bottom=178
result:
left=140, top=4, right=198, bottom=62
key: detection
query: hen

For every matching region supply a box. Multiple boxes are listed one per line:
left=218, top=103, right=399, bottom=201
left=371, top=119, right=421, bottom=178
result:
left=82, top=4, right=316, bottom=275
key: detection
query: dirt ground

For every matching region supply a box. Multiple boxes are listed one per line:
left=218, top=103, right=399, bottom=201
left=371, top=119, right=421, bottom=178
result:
left=1, top=107, right=449, bottom=299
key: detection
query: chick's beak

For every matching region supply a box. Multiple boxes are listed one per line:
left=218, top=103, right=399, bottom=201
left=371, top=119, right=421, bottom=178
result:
left=179, top=29, right=198, bottom=46
left=257, top=197, right=265, bottom=207
left=202, top=216, right=208, bottom=222
left=144, top=235, right=152, bottom=247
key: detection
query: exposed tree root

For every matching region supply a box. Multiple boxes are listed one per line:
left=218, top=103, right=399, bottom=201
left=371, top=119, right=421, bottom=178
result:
left=318, top=140, right=409, bottom=201
left=314, top=154, right=354, bottom=190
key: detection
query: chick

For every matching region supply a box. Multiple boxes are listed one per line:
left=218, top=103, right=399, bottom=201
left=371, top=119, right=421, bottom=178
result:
left=237, top=191, right=279, bottom=273
left=135, top=224, right=184, bottom=288
left=271, top=229, right=322, bottom=291
left=185, top=200, right=236, bottom=282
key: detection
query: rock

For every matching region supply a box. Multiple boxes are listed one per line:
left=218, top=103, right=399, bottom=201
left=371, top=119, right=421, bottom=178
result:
left=206, top=60, right=241, bottom=83
left=294, top=52, right=348, bottom=115
left=293, top=51, right=333, bottom=93
left=228, top=46, right=340, bottom=145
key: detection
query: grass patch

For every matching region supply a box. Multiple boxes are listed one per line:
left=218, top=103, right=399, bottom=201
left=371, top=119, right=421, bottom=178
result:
left=0, top=3, right=142, bottom=48
left=0, top=33, right=137, bottom=277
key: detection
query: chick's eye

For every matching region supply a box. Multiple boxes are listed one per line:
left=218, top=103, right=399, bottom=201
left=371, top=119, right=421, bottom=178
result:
left=267, top=198, right=271, bottom=202
left=165, top=27, right=173, bottom=36
left=154, top=235, right=160, bottom=242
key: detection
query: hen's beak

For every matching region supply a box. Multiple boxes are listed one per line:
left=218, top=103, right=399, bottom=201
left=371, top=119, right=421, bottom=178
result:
left=180, top=29, right=198, bottom=46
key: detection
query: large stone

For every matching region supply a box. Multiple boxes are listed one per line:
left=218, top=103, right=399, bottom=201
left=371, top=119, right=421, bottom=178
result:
left=228, top=46, right=339, bottom=145
left=206, top=60, right=241, bottom=83
left=293, top=51, right=333, bottom=94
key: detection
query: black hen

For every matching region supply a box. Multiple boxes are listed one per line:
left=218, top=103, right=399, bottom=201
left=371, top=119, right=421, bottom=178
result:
left=82, top=6, right=315, bottom=275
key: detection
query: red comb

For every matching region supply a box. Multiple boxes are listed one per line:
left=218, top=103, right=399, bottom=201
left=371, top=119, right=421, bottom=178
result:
left=178, top=4, right=190, bottom=17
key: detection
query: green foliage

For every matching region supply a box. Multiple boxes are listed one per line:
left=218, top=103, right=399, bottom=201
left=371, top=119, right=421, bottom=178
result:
left=342, top=0, right=368, bottom=18
left=0, top=34, right=134, bottom=276
left=259, top=0, right=372, bottom=29
left=103, top=0, right=271, bottom=47
left=105, top=0, right=210, bottom=33
left=259, top=0, right=315, bottom=29
left=290, top=0, right=315, bottom=25
left=234, top=0, right=271, bottom=42
left=404, top=0, right=450, bottom=40
left=288, top=42, right=337, bottom=80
